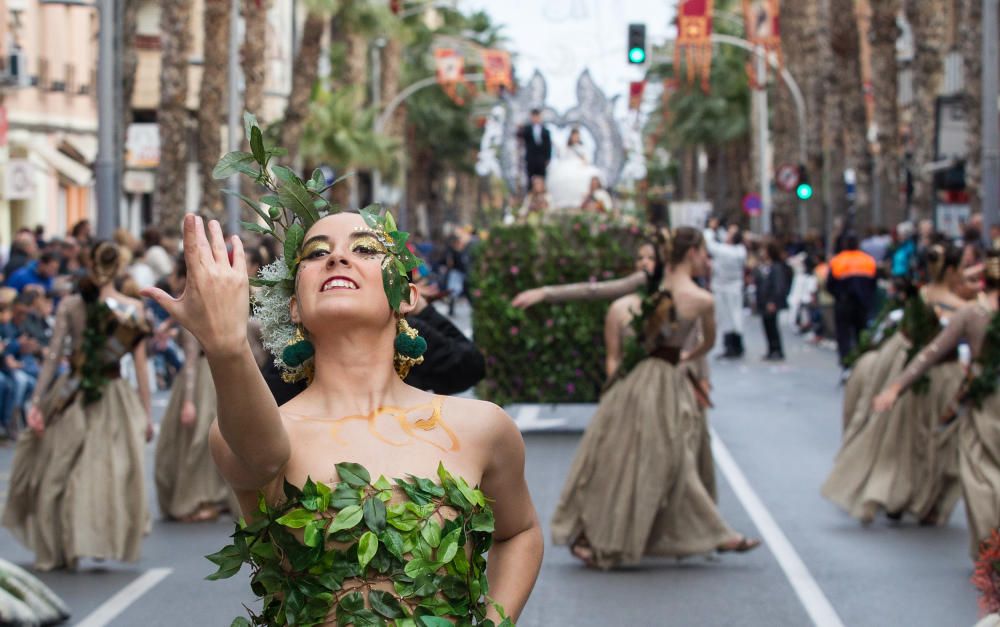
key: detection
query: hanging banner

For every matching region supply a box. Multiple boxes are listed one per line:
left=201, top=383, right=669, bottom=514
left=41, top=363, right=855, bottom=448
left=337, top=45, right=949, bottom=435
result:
left=434, top=48, right=473, bottom=105
left=742, top=0, right=783, bottom=89
left=675, top=0, right=714, bottom=92
left=628, top=80, right=646, bottom=110
left=481, top=49, right=513, bottom=96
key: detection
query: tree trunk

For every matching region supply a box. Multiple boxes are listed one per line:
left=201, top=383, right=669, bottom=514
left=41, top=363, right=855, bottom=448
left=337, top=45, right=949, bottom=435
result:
left=241, top=0, right=268, bottom=115
left=871, top=0, right=903, bottom=226
left=833, top=0, right=871, bottom=227
left=771, top=0, right=807, bottom=222
left=121, top=0, right=140, bottom=166
left=241, top=0, right=269, bottom=137
left=197, top=0, right=229, bottom=220
left=156, top=0, right=194, bottom=229
left=961, top=0, right=983, bottom=213
left=908, top=0, right=950, bottom=218
left=280, top=11, right=325, bottom=165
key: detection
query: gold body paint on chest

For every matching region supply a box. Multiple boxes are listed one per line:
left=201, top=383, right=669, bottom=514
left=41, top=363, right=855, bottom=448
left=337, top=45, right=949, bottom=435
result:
left=286, top=396, right=460, bottom=452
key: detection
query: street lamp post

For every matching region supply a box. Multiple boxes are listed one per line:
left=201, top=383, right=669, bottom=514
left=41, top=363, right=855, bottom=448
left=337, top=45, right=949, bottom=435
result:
left=982, top=0, right=1000, bottom=245
left=95, top=0, right=120, bottom=239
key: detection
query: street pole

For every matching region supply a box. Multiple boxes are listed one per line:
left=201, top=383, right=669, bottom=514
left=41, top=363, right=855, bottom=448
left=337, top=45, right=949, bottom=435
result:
left=982, top=0, right=1000, bottom=246
left=95, top=0, right=119, bottom=239
left=755, top=46, right=772, bottom=235
left=225, top=0, right=241, bottom=236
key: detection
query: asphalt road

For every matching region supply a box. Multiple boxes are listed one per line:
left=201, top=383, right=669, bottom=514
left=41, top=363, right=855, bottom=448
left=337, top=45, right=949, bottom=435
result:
left=0, top=310, right=981, bottom=626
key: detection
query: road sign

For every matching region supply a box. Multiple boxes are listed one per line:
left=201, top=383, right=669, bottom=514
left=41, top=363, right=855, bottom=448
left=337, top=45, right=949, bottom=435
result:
left=776, top=162, right=799, bottom=192
left=742, top=193, right=762, bottom=216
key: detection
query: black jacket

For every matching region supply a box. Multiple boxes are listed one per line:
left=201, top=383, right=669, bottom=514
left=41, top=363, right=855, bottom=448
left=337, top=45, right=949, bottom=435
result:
left=754, top=262, right=791, bottom=310
left=519, top=124, right=552, bottom=171
left=264, top=304, right=485, bottom=405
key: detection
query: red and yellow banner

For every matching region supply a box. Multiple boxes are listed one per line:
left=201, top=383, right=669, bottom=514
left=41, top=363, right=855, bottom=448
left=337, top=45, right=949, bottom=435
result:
left=481, top=49, right=513, bottom=96
left=742, top=0, right=783, bottom=88
left=675, top=0, right=714, bottom=92
left=434, top=48, right=474, bottom=105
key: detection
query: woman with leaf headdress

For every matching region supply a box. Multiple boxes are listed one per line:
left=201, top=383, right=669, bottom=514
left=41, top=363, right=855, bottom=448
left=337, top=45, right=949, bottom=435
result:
left=3, top=241, right=154, bottom=571
left=824, top=241, right=974, bottom=526
left=139, top=117, right=542, bottom=625
left=512, top=226, right=760, bottom=569
left=874, top=249, right=1000, bottom=560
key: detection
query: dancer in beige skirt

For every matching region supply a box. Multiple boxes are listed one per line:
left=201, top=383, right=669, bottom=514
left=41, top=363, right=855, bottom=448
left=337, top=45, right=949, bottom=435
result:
left=603, top=240, right=717, bottom=501
left=875, top=252, right=1000, bottom=560
left=2, top=242, right=153, bottom=571
left=513, top=227, right=758, bottom=569
left=823, top=243, right=971, bottom=524
left=154, top=328, right=232, bottom=521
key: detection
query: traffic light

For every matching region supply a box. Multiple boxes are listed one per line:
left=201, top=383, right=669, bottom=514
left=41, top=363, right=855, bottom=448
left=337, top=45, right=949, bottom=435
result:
left=796, top=164, right=813, bottom=200
left=628, top=23, right=647, bottom=64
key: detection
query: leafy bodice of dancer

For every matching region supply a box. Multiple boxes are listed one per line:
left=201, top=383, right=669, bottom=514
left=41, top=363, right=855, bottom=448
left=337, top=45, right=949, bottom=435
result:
left=208, top=461, right=511, bottom=627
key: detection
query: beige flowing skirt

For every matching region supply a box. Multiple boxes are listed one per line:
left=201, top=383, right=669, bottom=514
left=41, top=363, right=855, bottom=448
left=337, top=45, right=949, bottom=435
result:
left=823, top=357, right=964, bottom=522
left=841, top=333, right=909, bottom=432
left=959, top=391, right=1000, bottom=560
left=154, top=357, right=232, bottom=520
left=2, top=378, right=148, bottom=571
left=551, top=357, right=734, bottom=568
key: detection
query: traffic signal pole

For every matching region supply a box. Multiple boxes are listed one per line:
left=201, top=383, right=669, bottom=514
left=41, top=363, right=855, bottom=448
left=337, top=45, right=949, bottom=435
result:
left=754, top=46, right=772, bottom=235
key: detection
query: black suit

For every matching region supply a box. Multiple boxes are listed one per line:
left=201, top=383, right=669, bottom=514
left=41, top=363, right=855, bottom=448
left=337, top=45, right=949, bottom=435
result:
left=520, top=123, right=552, bottom=181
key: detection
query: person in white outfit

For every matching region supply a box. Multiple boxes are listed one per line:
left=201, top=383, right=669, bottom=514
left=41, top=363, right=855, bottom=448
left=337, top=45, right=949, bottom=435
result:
left=704, top=224, right=748, bottom=358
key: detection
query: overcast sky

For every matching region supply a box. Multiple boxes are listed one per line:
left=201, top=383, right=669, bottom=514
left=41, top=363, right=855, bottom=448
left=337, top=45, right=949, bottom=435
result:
left=458, top=0, right=676, bottom=112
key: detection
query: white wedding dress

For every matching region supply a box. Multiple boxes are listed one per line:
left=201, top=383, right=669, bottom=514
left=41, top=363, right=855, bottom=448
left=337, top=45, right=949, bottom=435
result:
left=547, top=144, right=601, bottom=210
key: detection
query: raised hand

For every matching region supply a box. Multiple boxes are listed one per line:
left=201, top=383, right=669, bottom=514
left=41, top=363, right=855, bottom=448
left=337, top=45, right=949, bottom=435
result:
left=180, top=400, right=197, bottom=427
left=141, top=215, right=250, bottom=358
left=511, top=288, right=546, bottom=310
left=872, top=385, right=900, bottom=414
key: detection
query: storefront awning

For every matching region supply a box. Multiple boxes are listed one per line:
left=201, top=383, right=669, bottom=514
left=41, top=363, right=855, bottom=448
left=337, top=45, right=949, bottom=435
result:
left=28, top=139, right=93, bottom=187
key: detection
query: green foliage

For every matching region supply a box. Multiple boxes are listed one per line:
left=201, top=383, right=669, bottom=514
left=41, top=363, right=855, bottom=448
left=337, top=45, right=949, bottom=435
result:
left=302, top=85, right=399, bottom=176
left=206, top=462, right=508, bottom=626
left=471, top=215, right=645, bottom=405
left=900, top=296, right=944, bottom=395
left=966, top=312, right=1000, bottom=409
left=80, top=300, right=114, bottom=405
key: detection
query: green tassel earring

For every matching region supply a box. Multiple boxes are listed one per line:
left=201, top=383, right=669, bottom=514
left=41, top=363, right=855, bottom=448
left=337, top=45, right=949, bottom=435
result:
left=282, top=326, right=315, bottom=368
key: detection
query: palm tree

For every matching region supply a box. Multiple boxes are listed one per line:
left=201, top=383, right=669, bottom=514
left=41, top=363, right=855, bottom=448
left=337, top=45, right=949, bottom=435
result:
left=870, top=0, right=903, bottom=226
left=197, top=0, right=230, bottom=219
left=277, top=8, right=327, bottom=165
left=907, top=0, right=951, bottom=217
left=960, top=0, right=982, bottom=213
left=156, top=0, right=194, bottom=229
left=241, top=0, right=269, bottom=144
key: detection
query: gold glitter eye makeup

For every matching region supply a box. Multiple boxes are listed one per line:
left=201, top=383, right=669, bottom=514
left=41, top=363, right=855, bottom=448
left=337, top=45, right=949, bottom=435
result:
left=299, top=240, right=331, bottom=261
left=351, top=235, right=387, bottom=257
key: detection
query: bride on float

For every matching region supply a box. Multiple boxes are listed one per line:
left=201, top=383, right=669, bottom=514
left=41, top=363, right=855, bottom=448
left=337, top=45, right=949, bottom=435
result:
left=546, top=127, right=602, bottom=211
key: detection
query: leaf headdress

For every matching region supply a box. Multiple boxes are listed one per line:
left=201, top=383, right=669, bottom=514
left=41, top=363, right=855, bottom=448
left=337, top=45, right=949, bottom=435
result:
left=215, top=113, right=420, bottom=381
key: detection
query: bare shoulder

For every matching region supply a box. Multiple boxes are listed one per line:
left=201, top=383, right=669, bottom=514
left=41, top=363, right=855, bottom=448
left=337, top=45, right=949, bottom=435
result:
left=441, top=396, right=521, bottom=449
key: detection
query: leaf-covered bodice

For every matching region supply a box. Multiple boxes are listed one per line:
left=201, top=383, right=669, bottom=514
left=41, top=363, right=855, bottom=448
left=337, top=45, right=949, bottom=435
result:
left=208, top=462, right=512, bottom=627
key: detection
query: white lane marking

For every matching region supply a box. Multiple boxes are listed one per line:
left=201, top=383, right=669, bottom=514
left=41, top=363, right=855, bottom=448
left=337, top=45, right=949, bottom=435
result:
left=711, top=429, right=845, bottom=627
left=75, top=567, right=172, bottom=627
left=514, top=405, right=567, bottom=431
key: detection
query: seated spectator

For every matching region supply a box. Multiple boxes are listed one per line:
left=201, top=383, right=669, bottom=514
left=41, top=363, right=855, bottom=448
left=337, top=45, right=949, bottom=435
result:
left=5, top=252, right=60, bottom=293
left=11, top=290, right=51, bottom=345
left=0, top=302, right=38, bottom=437
left=3, top=229, right=38, bottom=278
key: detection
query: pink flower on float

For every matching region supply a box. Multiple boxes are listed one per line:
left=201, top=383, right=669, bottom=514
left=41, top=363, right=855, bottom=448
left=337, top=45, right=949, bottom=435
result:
left=510, top=266, right=520, bottom=275
left=473, top=289, right=482, bottom=298
left=566, top=382, right=576, bottom=394
left=574, top=369, right=583, bottom=377
left=510, top=326, right=519, bottom=336
left=545, top=319, right=554, bottom=328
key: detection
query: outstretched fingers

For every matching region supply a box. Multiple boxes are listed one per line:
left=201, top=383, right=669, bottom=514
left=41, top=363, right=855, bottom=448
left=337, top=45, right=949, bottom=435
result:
left=140, top=286, right=181, bottom=321
left=230, top=234, right=247, bottom=276
left=207, top=219, right=229, bottom=265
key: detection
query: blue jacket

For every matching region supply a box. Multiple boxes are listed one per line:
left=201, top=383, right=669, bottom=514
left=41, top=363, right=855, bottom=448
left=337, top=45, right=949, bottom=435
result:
left=5, top=261, right=52, bottom=292
left=891, top=239, right=917, bottom=278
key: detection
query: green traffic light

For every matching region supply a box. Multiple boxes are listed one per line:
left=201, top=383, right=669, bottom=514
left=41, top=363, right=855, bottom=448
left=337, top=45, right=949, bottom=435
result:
left=796, top=183, right=814, bottom=200
left=629, top=48, right=646, bottom=64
